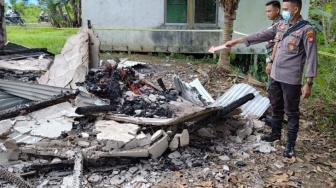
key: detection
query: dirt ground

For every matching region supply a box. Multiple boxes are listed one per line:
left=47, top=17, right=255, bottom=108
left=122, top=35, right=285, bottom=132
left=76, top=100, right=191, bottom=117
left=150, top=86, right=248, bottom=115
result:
left=110, top=52, right=336, bottom=188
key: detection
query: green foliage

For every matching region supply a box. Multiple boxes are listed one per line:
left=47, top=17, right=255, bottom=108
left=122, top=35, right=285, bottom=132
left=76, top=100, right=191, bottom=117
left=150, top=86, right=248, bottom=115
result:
left=6, top=26, right=78, bottom=54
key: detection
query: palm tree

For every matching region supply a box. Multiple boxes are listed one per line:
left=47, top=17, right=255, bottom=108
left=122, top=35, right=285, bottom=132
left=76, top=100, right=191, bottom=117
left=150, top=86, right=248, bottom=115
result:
left=217, top=0, right=240, bottom=71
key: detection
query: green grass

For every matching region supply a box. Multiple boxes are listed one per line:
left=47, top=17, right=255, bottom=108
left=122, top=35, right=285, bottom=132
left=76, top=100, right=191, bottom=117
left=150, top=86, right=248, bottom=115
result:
left=6, top=26, right=78, bottom=54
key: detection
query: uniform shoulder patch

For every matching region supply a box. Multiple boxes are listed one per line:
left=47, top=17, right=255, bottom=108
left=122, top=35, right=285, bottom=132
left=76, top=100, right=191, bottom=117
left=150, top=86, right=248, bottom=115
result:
left=306, top=29, right=315, bottom=43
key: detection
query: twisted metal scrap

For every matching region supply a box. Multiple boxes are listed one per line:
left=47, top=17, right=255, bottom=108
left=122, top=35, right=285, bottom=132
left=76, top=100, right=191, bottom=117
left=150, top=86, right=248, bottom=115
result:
left=0, top=167, right=33, bottom=188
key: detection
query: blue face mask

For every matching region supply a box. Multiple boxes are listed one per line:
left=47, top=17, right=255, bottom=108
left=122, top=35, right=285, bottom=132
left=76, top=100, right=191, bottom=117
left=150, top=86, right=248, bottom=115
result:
left=282, top=8, right=295, bottom=22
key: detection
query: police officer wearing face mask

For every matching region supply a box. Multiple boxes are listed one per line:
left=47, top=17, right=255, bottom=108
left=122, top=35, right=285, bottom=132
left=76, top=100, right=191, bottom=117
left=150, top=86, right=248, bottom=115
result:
left=223, top=0, right=317, bottom=158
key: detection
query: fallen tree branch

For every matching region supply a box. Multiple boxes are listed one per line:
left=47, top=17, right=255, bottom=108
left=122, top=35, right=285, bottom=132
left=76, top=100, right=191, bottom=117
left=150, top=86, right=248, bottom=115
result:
left=188, top=93, right=255, bottom=133
left=0, top=90, right=79, bottom=121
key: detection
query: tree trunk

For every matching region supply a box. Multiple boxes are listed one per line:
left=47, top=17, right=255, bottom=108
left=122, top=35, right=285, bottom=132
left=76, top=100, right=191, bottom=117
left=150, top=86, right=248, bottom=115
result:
left=0, top=0, right=6, bottom=50
left=78, top=0, right=82, bottom=26
left=217, top=11, right=235, bottom=71
left=70, top=0, right=79, bottom=27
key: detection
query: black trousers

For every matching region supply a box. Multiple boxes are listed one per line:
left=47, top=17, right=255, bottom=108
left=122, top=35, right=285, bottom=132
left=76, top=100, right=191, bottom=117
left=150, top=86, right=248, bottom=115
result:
left=269, top=78, right=301, bottom=145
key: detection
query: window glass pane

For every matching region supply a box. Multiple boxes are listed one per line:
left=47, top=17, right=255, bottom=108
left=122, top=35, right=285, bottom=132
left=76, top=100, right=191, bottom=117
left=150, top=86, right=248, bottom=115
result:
left=195, top=0, right=216, bottom=24
left=166, top=0, right=188, bottom=23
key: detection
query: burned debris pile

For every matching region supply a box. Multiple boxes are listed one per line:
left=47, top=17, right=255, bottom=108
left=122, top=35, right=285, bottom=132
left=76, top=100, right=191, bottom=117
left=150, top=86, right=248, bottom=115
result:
left=82, top=62, right=178, bottom=118
left=0, top=28, right=273, bottom=187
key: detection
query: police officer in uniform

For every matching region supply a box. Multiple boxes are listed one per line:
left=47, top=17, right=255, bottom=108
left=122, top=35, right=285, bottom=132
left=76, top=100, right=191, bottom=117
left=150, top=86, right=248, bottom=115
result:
left=223, top=0, right=318, bottom=158
left=265, top=0, right=283, bottom=67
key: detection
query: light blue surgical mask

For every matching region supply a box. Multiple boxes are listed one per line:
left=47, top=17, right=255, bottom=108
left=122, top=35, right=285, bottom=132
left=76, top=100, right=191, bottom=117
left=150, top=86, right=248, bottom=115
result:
left=282, top=8, right=296, bottom=22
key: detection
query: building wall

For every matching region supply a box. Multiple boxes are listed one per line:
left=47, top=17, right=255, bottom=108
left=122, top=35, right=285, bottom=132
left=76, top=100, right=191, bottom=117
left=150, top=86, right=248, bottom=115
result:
left=82, top=0, right=310, bottom=54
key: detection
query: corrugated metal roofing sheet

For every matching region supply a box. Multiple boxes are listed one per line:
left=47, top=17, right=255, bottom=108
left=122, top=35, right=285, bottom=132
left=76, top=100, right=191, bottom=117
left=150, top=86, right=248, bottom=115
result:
left=211, top=83, right=270, bottom=118
left=0, top=80, right=109, bottom=106
left=0, top=91, right=31, bottom=111
left=173, top=76, right=270, bottom=118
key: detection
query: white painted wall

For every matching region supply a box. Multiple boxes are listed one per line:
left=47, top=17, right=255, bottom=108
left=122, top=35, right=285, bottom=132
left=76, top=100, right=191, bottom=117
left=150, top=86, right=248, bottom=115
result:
left=82, top=0, right=310, bottom=54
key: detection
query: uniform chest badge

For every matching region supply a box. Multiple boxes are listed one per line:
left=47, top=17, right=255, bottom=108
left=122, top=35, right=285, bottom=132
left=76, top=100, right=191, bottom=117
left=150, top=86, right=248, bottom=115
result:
left=295, top=30, right=301, bottom=34
left=289, top=45, right=295, bottom=51
left=289, top=39, right=296, bottom=44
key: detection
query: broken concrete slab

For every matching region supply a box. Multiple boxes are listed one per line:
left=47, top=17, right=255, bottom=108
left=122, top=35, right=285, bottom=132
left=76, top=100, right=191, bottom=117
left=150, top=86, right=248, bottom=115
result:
left=11, top=102, right=80, bottom=138
left=98, top=149, right=149, bottom=158
left=148, top=135, right=169, bottom=159
left=0, top=58, right=52, bottom=71
left=95, top=120, right=140, bottom=144
left=38, top=31, right=89, bottom=89
left=0, top=119, right=12, bottom=136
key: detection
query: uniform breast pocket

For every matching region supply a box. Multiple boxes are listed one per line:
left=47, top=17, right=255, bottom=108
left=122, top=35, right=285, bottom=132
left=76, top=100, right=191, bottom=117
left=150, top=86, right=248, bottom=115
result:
left=286, top=36, right=300, bottom=54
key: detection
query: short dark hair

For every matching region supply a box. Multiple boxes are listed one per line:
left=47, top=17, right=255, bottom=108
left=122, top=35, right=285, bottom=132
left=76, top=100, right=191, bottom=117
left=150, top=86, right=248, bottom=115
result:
left=283, top=0, right=302, bottom=10
left=265, top=0, right=281, bottom=9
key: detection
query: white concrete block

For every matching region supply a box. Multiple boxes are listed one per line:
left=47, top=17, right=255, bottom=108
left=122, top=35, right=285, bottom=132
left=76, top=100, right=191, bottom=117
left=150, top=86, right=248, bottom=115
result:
left=0, top=119, right=13, bottom=136
left=180, top=129, right=189, bottom=147
left=148, top=135, right=168, bottom=159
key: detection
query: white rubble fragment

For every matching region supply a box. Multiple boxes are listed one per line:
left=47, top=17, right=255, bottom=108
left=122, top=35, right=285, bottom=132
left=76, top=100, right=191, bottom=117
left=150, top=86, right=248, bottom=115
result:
left=95, top=120, right=140, bottom=143
left=77, top=141, right=90, bottom=147
left=65, top=150, right=76, bottom=158
left=61, top=175, right=73, bottom=188
left=246, top=135, right=257, bottom=142
left=252, top=119, right=265, bottom=129
left=88, top=174, right=101, bottom=183
left=223, top=165, right=230, bottom=171
left=179, top=129, right=189, bottom=147
left=218, top=155, right=230, bottom=161
left=131, top=175, right=148, bottom=183
left=148, top=135, right=169, bottom=159
left=125, top=91, right=135, bottom=101
left=229, top=135, right=243, bottom=143
left=110, top=175, right=126, bottom=185
left=151, top=130, right=163, bottom=142
left=197, top=128, right=216, bottom=138
left=0, top=119, right=13, bottom=136
left=81, top=132, right=89, bottom=138
left=169, top=136, right=179, bottom=151
left=168, top=151, right=181, bottom=159
left=258, top=144, right=271, bottom=153
left=148, top=94, right=157, bottom=102
left=51, top=158, right=62, bottom=164
left=128, top=166, right=139, bottom=174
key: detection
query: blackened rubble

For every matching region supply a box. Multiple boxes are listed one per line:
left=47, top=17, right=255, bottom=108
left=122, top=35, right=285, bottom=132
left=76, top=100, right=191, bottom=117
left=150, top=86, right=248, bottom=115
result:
left=83, top=60, right=177, bottom=118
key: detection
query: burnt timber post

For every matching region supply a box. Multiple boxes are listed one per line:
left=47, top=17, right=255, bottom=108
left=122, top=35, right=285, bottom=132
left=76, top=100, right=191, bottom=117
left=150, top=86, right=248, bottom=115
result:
left=0, top=0, right=6, bottom=50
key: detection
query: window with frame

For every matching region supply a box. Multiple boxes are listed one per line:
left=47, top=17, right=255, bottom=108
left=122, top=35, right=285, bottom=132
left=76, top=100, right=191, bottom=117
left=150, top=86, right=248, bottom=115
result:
left=165, top=0, right=217, bottom=25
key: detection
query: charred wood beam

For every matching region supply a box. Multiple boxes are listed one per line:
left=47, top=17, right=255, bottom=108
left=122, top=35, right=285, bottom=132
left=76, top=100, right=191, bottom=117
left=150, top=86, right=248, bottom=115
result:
left=0, top=167, right=33, bottom=188
left=188, top=93, right=255, bottom=133
left=157, top=78, right=167, bottom=92
left=23, top=157, right=139, bottom=172
left=0, top=90, right=79, bottom=121
left=75, top=105, right=116, bottom=115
